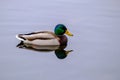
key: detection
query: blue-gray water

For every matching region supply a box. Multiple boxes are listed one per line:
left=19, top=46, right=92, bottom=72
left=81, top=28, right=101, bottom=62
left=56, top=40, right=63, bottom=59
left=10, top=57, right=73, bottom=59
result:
left=0, top=0, right=120, bottom=80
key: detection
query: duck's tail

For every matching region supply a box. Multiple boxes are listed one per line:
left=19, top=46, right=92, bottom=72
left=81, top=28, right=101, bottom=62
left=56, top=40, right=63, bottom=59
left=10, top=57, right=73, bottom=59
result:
left=16, top=34, right=25, bottom=41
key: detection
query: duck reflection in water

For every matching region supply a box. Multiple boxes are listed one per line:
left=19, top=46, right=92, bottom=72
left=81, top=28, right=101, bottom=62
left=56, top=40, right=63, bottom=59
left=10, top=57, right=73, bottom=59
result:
left=17, top=41, right=73, bottom=59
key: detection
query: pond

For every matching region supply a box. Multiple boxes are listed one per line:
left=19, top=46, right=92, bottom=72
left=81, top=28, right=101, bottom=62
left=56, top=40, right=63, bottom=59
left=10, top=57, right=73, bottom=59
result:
left=0, top=0, right=120, bottom=80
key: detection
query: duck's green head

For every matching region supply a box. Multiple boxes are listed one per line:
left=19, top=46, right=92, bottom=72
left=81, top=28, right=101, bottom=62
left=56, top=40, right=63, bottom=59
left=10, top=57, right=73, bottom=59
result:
left=54, top=24, right=73, bottom=36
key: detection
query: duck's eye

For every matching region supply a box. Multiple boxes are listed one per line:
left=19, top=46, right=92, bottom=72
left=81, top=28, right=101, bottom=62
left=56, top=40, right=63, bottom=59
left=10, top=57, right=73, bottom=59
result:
left=61, top=26, right=67, bottom=31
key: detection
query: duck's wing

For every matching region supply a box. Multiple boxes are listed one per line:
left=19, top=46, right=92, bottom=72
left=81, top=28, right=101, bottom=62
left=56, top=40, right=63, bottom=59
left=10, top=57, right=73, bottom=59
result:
left=16, top=31, right=59, bottom=41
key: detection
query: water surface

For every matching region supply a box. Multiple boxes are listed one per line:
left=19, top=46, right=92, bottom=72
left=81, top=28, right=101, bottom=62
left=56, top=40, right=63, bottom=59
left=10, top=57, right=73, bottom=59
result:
left=0, top=0, right=120, bottom=80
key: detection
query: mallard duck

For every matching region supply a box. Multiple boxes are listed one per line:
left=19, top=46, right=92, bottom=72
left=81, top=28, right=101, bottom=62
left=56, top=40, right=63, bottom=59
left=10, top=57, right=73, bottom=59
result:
left=16, top=24, right=73, bottom=46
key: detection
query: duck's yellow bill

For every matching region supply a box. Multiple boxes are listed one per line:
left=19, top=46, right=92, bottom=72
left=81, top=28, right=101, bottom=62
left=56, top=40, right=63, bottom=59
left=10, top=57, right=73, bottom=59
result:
left=65, top=30, right=73, bottom=36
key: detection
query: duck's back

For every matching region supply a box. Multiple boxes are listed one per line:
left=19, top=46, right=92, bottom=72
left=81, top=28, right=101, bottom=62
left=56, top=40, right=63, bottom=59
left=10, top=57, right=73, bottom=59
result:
left=16, top=31, right=60, bottom=46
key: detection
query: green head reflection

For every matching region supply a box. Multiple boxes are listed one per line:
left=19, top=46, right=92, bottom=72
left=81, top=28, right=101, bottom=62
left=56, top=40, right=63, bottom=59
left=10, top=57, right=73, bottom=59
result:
left=55, top=49, right=73, bottom=59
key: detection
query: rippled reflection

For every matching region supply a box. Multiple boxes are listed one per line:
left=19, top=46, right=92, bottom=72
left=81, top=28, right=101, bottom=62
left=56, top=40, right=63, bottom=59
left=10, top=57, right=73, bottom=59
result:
left=17, top=41, right=73, bottom=59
